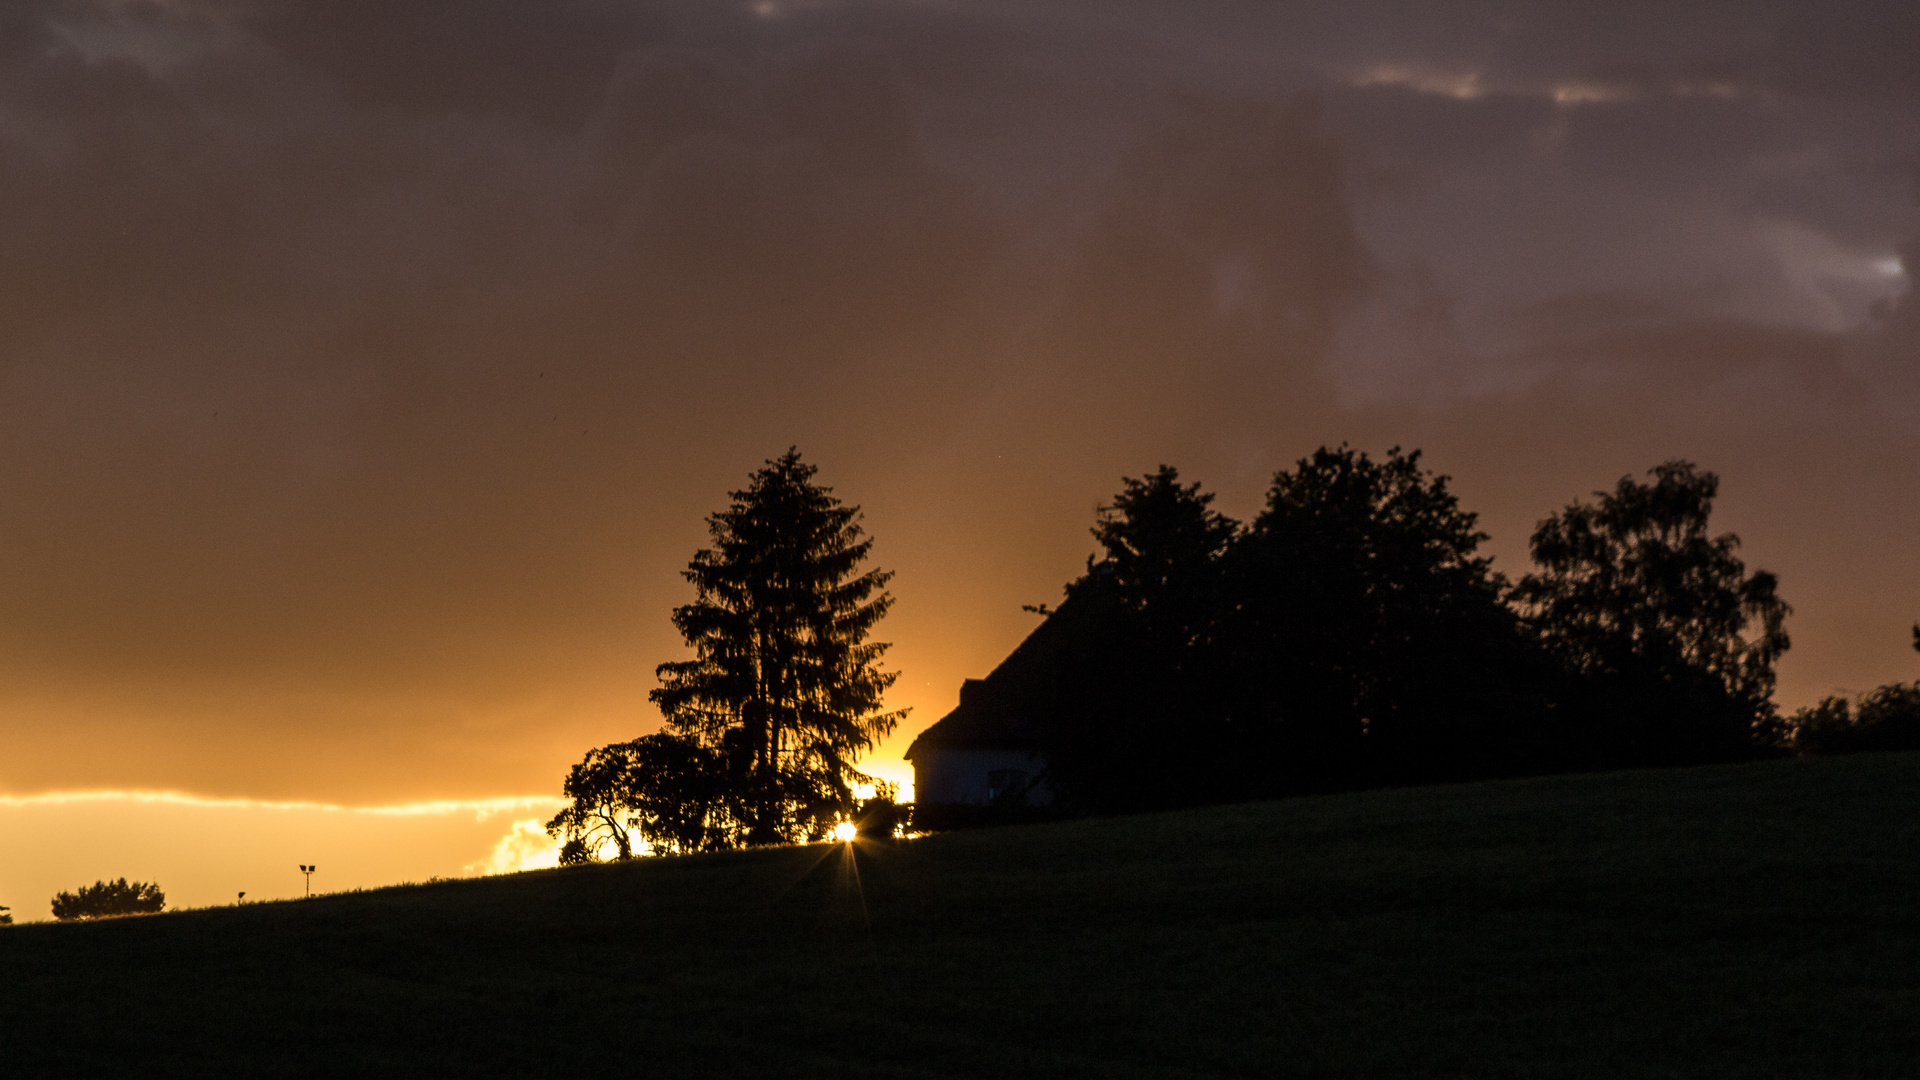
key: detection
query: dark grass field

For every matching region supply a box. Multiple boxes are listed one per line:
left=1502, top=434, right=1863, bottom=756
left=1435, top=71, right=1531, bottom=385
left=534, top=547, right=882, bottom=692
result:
left=4, top=753, right=1919, bottom=1078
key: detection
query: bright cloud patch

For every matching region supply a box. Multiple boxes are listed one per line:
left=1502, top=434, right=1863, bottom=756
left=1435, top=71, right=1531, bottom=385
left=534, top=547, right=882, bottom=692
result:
left=466, top=818, right=563, bottom=876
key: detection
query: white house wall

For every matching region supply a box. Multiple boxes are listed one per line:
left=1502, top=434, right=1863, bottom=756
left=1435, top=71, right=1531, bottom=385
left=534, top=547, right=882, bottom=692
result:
left=914, top=748, right=1053, bottom=806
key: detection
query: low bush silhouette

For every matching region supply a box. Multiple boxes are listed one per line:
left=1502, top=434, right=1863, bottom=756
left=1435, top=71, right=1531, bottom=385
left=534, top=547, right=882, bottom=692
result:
left=854, top=796, right=907, bottom=841
left=1780, top=627, right=1920, bottom=756
left=50, top=878, right=166, bottom=921
left=1785, top=683, right=1920, bottom=755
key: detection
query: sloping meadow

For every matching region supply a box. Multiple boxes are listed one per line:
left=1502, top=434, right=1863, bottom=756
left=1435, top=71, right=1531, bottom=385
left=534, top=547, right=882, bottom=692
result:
left=4, top=753, right=1919, bottom=1078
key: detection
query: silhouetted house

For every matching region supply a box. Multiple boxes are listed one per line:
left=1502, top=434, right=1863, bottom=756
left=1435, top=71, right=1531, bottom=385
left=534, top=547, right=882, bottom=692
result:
left=904, top=677, right=1051, bottom=806
left=905, top=603, right=1082, bottom=809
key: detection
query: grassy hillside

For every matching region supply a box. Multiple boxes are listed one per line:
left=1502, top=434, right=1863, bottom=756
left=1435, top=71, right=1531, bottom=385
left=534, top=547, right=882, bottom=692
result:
left=4, top=754, right=1919, bottom=1079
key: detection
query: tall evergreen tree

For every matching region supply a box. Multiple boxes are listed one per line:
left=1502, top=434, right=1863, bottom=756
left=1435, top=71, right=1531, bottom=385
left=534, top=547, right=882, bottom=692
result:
left=651, top=450, right=903, bottom=845
left=1091, top=465, right=1239, bottom=652
left=1039, top=466, right=1240, bottom=812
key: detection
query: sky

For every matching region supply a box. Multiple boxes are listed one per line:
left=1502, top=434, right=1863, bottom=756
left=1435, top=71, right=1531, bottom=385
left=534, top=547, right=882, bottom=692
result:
left=1, top=0, right=1917, bottom=917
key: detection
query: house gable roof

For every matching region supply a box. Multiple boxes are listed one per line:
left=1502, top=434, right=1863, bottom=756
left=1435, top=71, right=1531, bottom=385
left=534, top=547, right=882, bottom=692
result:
left=903, top=591, right=1091, bottom=761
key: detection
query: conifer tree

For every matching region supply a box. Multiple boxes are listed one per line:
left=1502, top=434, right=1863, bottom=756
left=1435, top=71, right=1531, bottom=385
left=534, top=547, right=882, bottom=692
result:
left=1038, top=466, right=1240, bottom=812
left=651, top=449, right=902, bottom=845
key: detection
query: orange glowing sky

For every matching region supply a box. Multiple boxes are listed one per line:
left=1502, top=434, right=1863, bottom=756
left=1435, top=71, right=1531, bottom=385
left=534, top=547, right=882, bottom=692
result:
left=2, top=0, right=1918, bottom=917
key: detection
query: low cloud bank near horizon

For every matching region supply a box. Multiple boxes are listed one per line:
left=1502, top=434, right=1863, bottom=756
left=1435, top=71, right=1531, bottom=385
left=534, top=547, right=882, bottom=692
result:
left=0, top=790, right=568, bottom=917
left=0, top=0, right=1915, bottom=803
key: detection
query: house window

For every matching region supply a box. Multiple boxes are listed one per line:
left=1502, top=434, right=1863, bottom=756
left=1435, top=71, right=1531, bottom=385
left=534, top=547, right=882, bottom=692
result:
left=987, top=769, right=1028, bottom=801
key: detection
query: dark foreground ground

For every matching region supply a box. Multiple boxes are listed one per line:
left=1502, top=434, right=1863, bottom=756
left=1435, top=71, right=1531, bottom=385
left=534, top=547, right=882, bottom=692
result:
left=4, top=754, right=1919, bottom=1078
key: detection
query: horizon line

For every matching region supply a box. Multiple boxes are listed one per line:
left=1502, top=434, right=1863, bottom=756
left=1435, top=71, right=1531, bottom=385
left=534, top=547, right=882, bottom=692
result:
left=0, top=790, right=567, bottom=817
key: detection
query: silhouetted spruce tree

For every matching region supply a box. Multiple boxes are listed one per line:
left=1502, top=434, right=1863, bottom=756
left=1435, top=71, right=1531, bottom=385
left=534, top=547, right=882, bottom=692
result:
left=651, top=449, right=903, bottom=846
left=1224, top=446, right=1550, bottom=796
left=1513, top=461, right=1790, bottom=767
left=1039, top=466, right=1239, bottom=812
left=50, top=879, right=164, bottom=920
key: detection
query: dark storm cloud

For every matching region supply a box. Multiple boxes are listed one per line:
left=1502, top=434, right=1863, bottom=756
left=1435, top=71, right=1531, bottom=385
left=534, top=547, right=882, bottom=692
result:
left=252, top=0, right=637, bottom=125
left=0, top=0, right=1371, bottom=797
left=0, top=0, right=1914, bottom=800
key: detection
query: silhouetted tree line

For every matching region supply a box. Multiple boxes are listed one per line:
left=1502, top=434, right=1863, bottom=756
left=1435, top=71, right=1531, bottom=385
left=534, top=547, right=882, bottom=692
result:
left=552, top=446, right=1918, bottom=849
left=1773, top=626, right=1920, bottom=756
left=549, top=451, right=902, bottom=861
left=1028, top=449, right=1816, bottom=814
left=50, top=878, right=166, bottom=920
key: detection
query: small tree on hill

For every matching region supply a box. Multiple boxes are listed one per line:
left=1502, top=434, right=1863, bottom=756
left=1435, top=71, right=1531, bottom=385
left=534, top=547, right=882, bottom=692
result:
left=1, top=904, right=12, bottom=926
left=547, top=741, right=645, bottom=862
left=51, top=879, right=165, bottom=920
left=547, top=733, right=728, bottom=862
left=651, top=449, right=903, bottom=846
left=623, top=732, right=728, bottom=854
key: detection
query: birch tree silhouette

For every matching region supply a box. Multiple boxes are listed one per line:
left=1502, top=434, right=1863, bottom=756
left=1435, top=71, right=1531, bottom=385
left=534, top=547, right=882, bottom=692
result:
left=1514, top=460, right=1790, bottom=765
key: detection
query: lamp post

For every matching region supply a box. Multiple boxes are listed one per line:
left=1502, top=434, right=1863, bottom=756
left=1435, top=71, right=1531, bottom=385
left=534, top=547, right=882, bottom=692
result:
left=298, top=864, right=316, bottom=898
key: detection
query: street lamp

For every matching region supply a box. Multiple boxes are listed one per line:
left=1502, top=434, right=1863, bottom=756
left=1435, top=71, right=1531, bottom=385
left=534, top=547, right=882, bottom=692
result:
left=298, top=864, right=316, bottom=898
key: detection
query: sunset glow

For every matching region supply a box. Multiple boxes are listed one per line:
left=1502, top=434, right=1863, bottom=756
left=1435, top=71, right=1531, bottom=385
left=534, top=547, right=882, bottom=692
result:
left=0, top=792, right=564, bottom=921
left=0, top=0, right=1915, bottom=920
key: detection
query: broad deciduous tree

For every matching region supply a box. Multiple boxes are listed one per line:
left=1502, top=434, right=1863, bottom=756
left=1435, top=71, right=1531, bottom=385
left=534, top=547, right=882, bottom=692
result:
left=547, top=741, right=644, bottom=862
left=1228, top=445, right=1544, bottom=792
left=546, top=734, right=726, bottom=861
left=1513, top=460, right=1790, bottom=765
left=1039, top=450, right=1548, bottom=811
